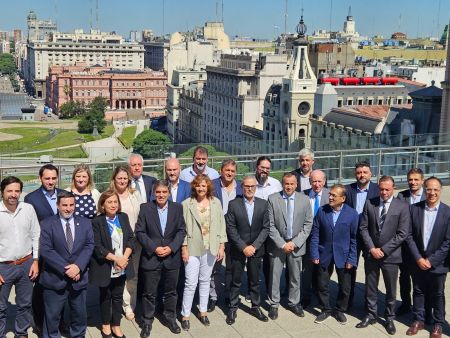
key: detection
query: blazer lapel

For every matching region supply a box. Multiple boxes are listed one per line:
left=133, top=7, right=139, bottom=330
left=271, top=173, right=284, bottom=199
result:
left=189, top=199, right=203, bottom=230
left=238, top=198, right=251, bottom=227
left=326, top=208, right=334, bottom=232
left=72, top=218, right=83, bottom=253
left=55, top=217, right=70, bottom=254
left=150, top=203, right=163, bottom=236
left=103, top=217, right=113, bottom=251
left=425, top=205, right=443, bottom=252
left=277, top=193, right=288, bottom=227
left=40, top=190, right=56, bottom=216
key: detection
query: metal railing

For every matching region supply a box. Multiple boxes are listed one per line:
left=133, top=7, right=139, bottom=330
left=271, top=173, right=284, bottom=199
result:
left=2, top=143, right=449, bottom=196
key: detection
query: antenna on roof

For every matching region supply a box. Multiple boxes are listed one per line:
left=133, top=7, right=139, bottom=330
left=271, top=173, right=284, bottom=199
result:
left=221, top=0, right=224, bottom=23
left=95, top=0, right=99, bottom=29
left=284, top=0, right=288, bottom=36
left=329, top=0, right=333, bottom=33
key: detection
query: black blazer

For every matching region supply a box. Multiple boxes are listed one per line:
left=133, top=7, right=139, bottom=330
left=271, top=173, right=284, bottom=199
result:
left=225, top=197, right=269, bottom=259
left=406, top=201, right=450, bottom=274
left=24, top=187, right=64, bottom=222
left=359, top=197, right=410, bottom=264
left=89, top=212, right=136, bottom=287
left=397, top=189, right=426, bottom=204
left=344, top=181, right=379, bottom=210
left=135, top=200, right=186, bottom=270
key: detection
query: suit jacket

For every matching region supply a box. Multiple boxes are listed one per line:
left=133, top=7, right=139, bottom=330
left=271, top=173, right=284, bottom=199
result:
left=266, top=191, right=313, bottom=257
left=39, top=215, right=94, bottom=291
left=397, top=189, right=426, bottom=204
left=310, top=204, right=359, bottom=269
left=291, top=168, right=308, bottom=192
left=225, top=197, right=269, bottom=259
left=303, top=188, right=330, bottom=208
left=406, top=201, right=450, bottom=274
left=213, top=178, right=243, bottom=205
left=142, top=174, right=156, bottom=202
left=24, top=187, right=64, bottom=222
left=344, top=181, right=379, bottom=210
left=182, top=197, right=227, bottom=257
left=89, top=212, right=136, bottom=287
left=136, top=200, right=186, bottom=270
left=359, top=197, right=410, bottom=264
left=169, top=179, right=191, bottom=203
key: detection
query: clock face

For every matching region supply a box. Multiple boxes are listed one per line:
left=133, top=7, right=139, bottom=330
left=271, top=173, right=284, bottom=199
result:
left=298, top=101, right=310, bottom=116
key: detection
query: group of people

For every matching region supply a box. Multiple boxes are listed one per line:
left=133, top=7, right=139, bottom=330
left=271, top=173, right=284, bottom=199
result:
left=0, top=146, right=448, bottom=338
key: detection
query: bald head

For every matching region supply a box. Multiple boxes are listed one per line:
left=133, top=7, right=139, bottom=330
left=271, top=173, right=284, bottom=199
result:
left=310, top=169, right=326, bottom=193
left=165, top=158, right=181, bottom=183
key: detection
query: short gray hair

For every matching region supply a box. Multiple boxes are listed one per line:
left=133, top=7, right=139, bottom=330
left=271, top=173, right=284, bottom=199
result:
left=241, top=175, right=257, bottom=185
left=298, top=148, right=314, bottom=160
left=128, top=153, right=144, bottom=163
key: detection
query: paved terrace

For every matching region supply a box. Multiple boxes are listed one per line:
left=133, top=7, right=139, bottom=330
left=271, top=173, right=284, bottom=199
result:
left=3, top=189, right=450, bottom=338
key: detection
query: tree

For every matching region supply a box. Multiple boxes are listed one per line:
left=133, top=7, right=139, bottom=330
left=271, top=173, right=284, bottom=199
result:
left=59, top=100, right=86, bottom=119
left=0, top=54, right=16, bottom=75
left=132, top=129, right=172, bottom=159
left=77, top=96, right=108, bottom=133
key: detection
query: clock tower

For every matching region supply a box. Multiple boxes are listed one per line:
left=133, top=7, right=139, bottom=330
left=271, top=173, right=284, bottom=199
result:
left=279, top=14, right=317, bottom=149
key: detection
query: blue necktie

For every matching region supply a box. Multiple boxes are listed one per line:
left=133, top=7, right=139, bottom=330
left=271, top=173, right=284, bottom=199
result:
left=314, top=193, right=320, bottom=216
left=286, top=197, right=293, bottom=238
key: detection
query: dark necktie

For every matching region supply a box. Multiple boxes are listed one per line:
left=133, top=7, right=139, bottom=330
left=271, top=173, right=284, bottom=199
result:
left=379, top=203, right=387, bottom=229
left=66, top=221, right=74, bottom=252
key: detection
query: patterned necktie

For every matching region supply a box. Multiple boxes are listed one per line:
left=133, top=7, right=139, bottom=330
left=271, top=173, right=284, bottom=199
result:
left=314, top=193, right=320, bottom=216
left=379, top=203, right=387, bottom=229
left=66, top=221, right=74, bottom=252
left=134, top=179, right=142, bottom=195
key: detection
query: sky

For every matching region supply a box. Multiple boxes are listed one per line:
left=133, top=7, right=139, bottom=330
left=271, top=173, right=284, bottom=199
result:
left=0, top=0, right=449, bottom=40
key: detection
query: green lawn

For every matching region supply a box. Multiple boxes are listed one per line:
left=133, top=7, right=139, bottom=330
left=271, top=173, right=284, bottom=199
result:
left=0, top=124, right=114, bottom=154
left=118, top=126, right=137, bottom=149
left=15, top=146, right=88, bottom=158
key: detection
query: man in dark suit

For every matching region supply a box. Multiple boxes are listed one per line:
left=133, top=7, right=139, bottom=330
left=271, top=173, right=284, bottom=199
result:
left=356, top=176, right=410, bottom=335
left=311, top=184, right=358, bottom=325
left=135, top=180, right=186, bottom=338
left=24, top=164, right=63, bottom=222
left=302, top=169, right=329, bottom=307
left=292, top=148, right=315, bottom=192
left=396, top=168, right=426, bottom=315
left=24, top=164, right=64, bottom=335
left=209, top=159, right=242, bottom=311
left=405, top=177, right=450, bottom=338
left=39, top=191, right=94, bottom=338
left=225, top=175, right=269, bottom=325
left=129, top=153, right=156, bottom=203
left=266, top=172, right=313, bottom=320
left=344, top=160, right=379, bottom=307
left=165, top=158, right=191, bottom=203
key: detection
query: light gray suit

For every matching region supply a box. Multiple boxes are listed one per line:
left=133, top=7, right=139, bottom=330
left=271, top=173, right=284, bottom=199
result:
left=266, top=191, right=313, bottom=307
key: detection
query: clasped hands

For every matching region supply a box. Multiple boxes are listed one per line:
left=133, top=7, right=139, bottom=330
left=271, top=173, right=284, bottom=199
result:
left=370, top=247, right=384, bottom=259
left=155, top=246, right=172, bottom=258
left=65, top=264, right=81, bottom=281
left=282, top=241, right=295, bottom=254
left=417, top=257, right=431, bottom=270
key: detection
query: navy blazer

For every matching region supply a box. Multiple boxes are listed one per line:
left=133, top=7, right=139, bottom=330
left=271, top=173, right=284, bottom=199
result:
left=359, top=197, right=410, bottom=264
left=344, top=181, right=379, bottom=210
left=213, top=178, right=243, bottom=205
left=406, top=201, right=450, bottom=274
left=310, top=204, right=359, bottom=269
left=397, top=189, right=426, bottom=204
left=39, top=215, right=94, bottom=291
left=24, top=187, right=64, bottom=222
left=89, top=212, right=136, bottom=287
left=169, top=179, right=191, bottom=203
left=142, top=174, right=156, bottom=201
left=135, top=200, right=186, bottom=270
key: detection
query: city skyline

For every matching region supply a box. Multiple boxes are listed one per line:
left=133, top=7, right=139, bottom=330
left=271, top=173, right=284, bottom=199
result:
left=0, top=0, right=449, bottom=40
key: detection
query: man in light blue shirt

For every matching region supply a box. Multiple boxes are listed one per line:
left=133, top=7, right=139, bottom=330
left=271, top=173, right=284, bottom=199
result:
left=179, top=146, right=219, bottom=183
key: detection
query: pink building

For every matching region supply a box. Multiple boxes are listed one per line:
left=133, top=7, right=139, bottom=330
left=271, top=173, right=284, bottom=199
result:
left=46, top=62, right=167, bottom=113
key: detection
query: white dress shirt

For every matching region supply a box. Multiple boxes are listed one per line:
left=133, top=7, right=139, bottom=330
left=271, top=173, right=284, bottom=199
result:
left=255, top=176, right=282, bottom=200
left=423, top=203, right=439, bottom=249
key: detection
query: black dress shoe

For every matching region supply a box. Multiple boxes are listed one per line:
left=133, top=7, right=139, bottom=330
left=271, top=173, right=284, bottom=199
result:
left=226, top=309, right=237, bottom=325
left=140, top=324, right=152, bottom=338
left=251, top=307, right=268, bottom=322
left=385, top=319, right=396, bottom=335
left=199, top=315, right=210, bottom=326
left=288, top=304, right=305, bottom=317
left=166, top=321, right=181, bottom=334
left=100, top=331, right=113, bottom=338
left=356, top=316, right=377, bottom=328
left=207, top=298, right=216, bottom=312
left=181, top=319, right=190, bottom=331
left=112, top=332, right=126, bottom=338
left=268, top=306, right=278, bottom=320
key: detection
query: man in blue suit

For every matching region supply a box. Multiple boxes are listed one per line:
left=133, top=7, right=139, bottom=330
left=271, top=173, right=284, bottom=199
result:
left=405, top=177, right=450, bottom=338
left=209, top=159, right=242, bottom=311
left=24, top=164, right=64, bottom=335
left=165, top=158, right=191, bottom=203
left=311, top=184, right=358, bottom=325
left=39, top=191, right=94, bottom=338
